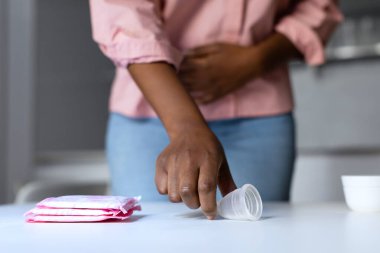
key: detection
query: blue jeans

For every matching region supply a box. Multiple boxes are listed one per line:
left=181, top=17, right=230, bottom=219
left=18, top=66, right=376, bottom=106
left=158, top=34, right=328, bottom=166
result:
left=106, top=112, right=296, bottom=201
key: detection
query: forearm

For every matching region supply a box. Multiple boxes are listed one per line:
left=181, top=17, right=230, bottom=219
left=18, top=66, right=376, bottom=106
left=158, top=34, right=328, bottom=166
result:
left=128, top=62, right=209, bottom=139
left=246, top=32, right=301, bottom=75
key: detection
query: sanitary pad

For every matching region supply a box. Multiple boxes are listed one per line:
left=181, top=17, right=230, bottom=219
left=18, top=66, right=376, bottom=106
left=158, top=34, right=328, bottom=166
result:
left=24, top=195, right=141, bottom=223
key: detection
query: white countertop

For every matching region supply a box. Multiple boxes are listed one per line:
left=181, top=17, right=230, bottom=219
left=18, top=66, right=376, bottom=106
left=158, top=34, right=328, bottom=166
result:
left=0, top=202, right=379, bottom=253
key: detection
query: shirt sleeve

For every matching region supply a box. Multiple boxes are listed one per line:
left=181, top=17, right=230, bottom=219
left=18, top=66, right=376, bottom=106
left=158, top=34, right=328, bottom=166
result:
left=89, top=0, right=182, bottom=69
left=275, top=0, right=344, bottom=66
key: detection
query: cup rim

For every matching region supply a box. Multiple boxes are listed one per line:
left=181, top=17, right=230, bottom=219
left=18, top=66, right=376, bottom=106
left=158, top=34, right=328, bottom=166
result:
left=241, top=184, right=263, bottom=221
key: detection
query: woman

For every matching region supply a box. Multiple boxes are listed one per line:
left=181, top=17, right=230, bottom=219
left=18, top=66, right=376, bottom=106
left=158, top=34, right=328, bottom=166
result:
left=89, top=0, right=342, bottom=219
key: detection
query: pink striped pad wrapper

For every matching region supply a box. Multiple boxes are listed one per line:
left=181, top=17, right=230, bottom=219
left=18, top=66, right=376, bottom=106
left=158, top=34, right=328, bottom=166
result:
left=24, top=195, right=141, bottom=223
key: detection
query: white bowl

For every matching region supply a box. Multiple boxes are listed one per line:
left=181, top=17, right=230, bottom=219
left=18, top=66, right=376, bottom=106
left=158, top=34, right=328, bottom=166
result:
left=342, top=175, right=380, bottom=212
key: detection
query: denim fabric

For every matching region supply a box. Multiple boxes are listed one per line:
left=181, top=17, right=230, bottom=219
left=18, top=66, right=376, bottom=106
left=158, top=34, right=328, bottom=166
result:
left=106, top=112, right=296, bottom=201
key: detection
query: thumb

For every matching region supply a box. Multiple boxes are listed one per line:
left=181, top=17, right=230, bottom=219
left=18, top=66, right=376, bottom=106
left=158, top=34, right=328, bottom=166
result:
left=217, top=158, right=237, bottom=197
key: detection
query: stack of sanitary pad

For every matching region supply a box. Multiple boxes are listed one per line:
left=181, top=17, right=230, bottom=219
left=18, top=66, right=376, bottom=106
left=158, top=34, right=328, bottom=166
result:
left=25, top=195, right=141, bottom=222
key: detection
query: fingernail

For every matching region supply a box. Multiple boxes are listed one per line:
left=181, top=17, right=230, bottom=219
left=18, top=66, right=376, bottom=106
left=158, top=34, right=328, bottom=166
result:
left=206, top=215, right=214, bottom=220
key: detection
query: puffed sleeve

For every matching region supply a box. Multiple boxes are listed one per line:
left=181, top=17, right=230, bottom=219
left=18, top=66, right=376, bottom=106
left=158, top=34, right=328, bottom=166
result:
left=275, top=0, right=343, bottom=65
left=89, top=0, right=182, bottom=68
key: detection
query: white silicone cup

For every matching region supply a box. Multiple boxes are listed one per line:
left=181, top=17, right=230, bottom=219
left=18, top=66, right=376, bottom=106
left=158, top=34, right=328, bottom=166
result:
left=218, top=184, right=263, bottom=221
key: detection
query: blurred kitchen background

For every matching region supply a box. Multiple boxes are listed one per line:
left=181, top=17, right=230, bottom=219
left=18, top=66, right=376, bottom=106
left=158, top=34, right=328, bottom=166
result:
left=1, top=0, right=380, bottom=204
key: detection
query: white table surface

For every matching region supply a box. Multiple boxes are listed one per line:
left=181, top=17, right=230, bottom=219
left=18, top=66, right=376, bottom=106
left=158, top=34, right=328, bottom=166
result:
left=0, top=202, right=379, bottom=253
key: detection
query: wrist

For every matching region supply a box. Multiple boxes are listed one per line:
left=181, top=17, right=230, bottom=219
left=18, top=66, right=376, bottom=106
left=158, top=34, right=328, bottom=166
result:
left=252, top=32, right=301, bottom=72
left=243, top=45, right=267, bottom=77
left=165, top=119, right=211, bottom=141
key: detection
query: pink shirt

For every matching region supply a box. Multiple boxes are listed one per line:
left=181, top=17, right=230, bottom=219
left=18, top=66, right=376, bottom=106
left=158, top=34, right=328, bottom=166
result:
left=89, top=0, right=342, bottom=120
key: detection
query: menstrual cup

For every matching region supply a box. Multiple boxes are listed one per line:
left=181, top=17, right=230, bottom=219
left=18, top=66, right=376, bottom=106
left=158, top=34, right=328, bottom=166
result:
left=218, top=184, right=262, bottom=221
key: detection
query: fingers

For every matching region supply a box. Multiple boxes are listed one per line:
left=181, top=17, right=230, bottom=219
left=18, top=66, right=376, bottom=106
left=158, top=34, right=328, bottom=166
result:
left=179, top=58, right=209, bottom=91
left=156, top=150, right=200, bottom=206
left=156, top=146, right=224, bottom=220
left=187, top=43, right=222, bottom=57
left=198, top=161, right=218, bottom=220
left=179, top=68, right=220, bottom=103
left=192, top=85, right=224, bottom=104
left=179, top=159, right=200, bottom=209
left=155, top=153, right=168, bottom=195
left=180, top=57, right=209, bottom=72
left=194, top=92, right=219, bottom=104
left=167, top=156, right=182, bottom=202
left=179, top=74, right=207, bottom=92
left=217, top=158, right=237, bottom=197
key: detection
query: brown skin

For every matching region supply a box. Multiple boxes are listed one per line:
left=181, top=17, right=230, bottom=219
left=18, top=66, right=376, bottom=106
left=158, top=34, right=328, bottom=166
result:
left=128, top=32, right=300, bottom=219
left=128, top=63, right=237, bottom=220
left=179, top=33, right=301, bottom=104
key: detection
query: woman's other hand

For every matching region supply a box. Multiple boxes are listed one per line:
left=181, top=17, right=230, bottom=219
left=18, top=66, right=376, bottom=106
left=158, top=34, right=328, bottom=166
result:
left=179, top=34, right=301, bottom=104
left=179, top=43, right=264, bottom=104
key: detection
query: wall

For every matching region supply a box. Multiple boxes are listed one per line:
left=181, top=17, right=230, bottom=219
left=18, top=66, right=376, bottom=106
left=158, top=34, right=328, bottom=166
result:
left=290, top=59, right=380, bottom=202
left=4, top=0, right=38, bottom=202
left=0, top=0, right=7, bottom=203
left=340, top=0, right=380, bottom=16
left=35, top=0, right=113, bottom=151
left=292, top=59, right=380, bottom=150
left=0, top=0, right=114, bottom=203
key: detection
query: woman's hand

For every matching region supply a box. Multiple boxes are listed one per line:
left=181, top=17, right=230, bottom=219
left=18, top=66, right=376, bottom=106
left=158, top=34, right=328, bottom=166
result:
left=179, top=43, right=264, bottom=104
left=155, top=124, right=237, bottom=220
left=140, top=45, right=246, bottom=218
left=128, top=62, right=237, bottom=220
